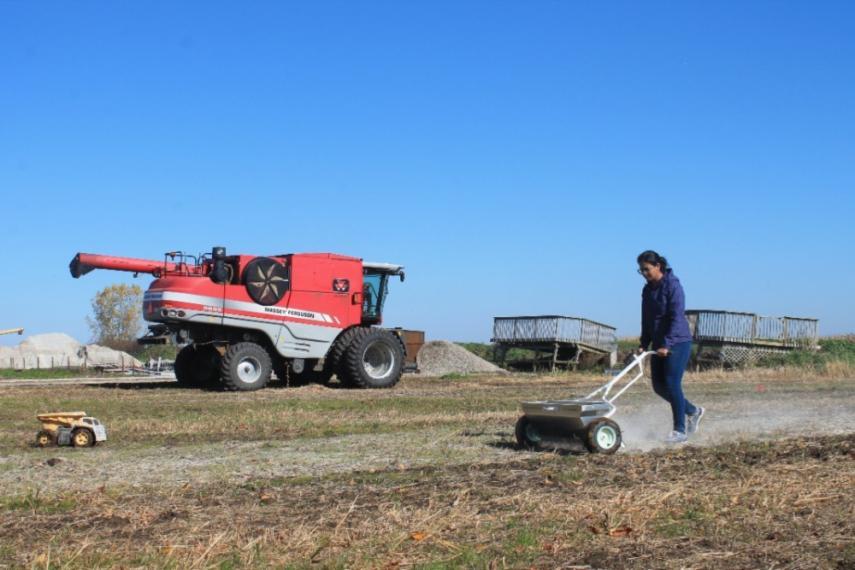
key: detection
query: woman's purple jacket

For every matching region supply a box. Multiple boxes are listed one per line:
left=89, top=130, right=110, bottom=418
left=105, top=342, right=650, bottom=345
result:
left=640, top=269, right=693, bottom=350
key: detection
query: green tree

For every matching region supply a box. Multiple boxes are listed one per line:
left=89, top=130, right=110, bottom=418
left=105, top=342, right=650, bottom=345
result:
left=87, top=283, right=143, bottom=350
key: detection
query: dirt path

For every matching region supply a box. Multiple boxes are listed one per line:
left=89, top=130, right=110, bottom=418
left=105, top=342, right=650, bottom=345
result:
left=2, top=377, right=852, bottom=496
left=0, top=374, right=174, bottom=388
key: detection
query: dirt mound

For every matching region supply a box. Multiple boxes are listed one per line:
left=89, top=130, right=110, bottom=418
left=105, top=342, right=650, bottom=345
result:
left=18, top=333, right=81, bottom=354
left=0, top=333, right=141, bottom=369
left=416, top=340, right=507, bottom=377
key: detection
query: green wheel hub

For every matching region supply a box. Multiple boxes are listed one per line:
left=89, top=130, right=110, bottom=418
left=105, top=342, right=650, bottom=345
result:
left=595, top=424, right=618, bottom=449
left=525, top=423, right=542, bottom=443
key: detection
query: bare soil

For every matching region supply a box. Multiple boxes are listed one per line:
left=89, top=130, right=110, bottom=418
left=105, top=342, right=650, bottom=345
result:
left=0, top=370, right=852, bottom=568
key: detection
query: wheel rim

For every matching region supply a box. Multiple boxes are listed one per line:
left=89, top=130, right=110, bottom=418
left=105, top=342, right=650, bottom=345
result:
left=74, top=432, right=89, bottom=446
left=236, top=356, right=263, bottom=384
left=362, top=341, right=395, bottom=380
left=38, top=434, right=50, bottom=445
left=524, top=422, right=542, bottom=443
left=596, top=425, right=618, bottom=449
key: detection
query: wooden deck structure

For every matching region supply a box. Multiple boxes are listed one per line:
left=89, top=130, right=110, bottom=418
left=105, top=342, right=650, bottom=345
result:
left=491, top=315, right=618, bottom=371
left=686, top=309, right=819, bottom=367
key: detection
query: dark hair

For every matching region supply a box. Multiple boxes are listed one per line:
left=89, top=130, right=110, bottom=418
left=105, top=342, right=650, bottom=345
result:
left=637, top=250, right=669, bottom=271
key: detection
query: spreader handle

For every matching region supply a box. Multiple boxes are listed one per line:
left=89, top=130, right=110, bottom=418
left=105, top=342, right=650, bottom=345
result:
left=586, top=351, right=656, bottom=402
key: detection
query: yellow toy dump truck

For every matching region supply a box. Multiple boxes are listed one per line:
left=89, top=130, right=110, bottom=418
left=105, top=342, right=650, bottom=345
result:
left=35, top=412, right=107, bottom=447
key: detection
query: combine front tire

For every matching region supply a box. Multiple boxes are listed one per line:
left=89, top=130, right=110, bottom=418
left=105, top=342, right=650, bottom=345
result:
left=220, top=342, right=272, bottom=391
left=71, top=428, right=94, bottom=448
left=340, top=328, right=404, bottom=389
left=323, top=327, right=363, bottom=385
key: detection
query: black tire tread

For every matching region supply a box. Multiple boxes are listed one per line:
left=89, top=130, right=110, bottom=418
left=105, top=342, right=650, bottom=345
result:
left=341, top=328, right=404, bottom=389
left=36, top=430, right=54, bottom=447
left=220, top=342, right=272, bottom=392
left=515, top=416, right=538, bottom=450
left=173, top=345, right=199, bottom=387
left=323, top=327, right=364, bottom=385
left=584, top=418, right=622, bottom=454
left=174, top=345, right=221, bottom=388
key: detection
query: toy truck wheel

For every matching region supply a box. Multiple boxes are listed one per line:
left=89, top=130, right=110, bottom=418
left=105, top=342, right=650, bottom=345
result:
left=220, top=342, right=272, bottom=391
left=340, top=328, right=404, bottom=389
left=71, top=428, right=94, bottom=448
left=584, top=419, right=622, bottom=454
left=174, top=345, right=221, bottom=388
left=36, top=430, right=54, bottom=447
left=515, top=416, right=542, bottom=450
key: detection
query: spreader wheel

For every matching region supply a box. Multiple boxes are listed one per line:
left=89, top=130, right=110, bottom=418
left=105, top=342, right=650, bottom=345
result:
left=514, top=416, right=542, bottom=450
left=584, top=419, right=622, bottom=454
left=36, top=430, right=54, bottom=447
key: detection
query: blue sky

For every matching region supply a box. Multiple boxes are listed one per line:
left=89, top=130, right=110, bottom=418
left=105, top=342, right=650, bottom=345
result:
left=2, top=1, right=853, bottom=345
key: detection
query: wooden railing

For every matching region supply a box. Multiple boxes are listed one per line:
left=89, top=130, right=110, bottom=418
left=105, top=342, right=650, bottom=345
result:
left=685, top=310, right=818, bottom=348
left=492, top=316, right=617, bottom=352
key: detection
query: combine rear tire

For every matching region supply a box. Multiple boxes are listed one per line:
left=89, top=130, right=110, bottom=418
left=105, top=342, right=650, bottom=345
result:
left=174, top=345, right=222, bottom=388
left=340, top=328, right=404, bottom=389
left=36, top=430, right=53, bottom=447
left=220, top=342, right=272, bottom=391
left=514, top=416, right=542, bottom=450
left=71, top=428, right=94, bottom=448
left=584, top=419, right=622, bottom=454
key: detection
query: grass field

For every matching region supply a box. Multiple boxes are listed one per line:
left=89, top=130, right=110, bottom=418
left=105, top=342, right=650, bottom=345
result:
left=0, top=368, right=94, bottom=380
left=0, top=368, right=853, bottom=568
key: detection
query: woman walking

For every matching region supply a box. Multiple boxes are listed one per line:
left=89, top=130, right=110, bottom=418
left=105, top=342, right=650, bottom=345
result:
left=637, top=250, right=704, bottom=444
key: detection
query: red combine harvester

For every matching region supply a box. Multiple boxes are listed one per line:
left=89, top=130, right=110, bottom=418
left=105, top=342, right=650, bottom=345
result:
left=70, top=247, right=407, bottom=391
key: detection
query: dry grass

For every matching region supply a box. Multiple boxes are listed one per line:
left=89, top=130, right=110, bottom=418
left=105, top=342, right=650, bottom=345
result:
left=0, top=369, right=849, bottom=453
left=0, top=372, right=853, bottom=568
left=0, top=435, right=852, bottom=569
left=685, top=361, right=855, bottom=382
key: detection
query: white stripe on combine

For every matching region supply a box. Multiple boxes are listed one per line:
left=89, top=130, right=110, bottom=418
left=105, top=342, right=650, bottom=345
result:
left=145, top=291, right=336, bottom=324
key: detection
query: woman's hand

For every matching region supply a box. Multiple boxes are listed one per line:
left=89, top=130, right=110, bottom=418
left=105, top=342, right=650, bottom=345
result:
left=656, top=347, right=670, bottom=358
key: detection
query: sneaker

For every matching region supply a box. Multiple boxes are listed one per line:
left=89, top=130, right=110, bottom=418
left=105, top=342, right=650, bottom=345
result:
left=665, top=430, right=688, bottom=444
left=686, top=407, right=706, bottom=435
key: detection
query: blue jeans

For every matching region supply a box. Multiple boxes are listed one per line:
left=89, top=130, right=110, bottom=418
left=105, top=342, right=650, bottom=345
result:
left=651, top=341, right=697, bottom=433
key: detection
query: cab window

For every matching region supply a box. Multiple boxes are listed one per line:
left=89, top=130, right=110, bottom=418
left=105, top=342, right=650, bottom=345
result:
left=362, top=272, right=388, bottom=323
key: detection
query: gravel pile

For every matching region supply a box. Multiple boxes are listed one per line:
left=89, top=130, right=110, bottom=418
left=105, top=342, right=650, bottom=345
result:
left=0, top=333, right=142, bottom=369
left=416, top=340, right=507, bottom=377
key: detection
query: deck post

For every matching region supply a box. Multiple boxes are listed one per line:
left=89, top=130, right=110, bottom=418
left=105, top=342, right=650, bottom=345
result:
left=571, top=346, right=581, bottom=371
left=493, top=344, right=508, bottom=368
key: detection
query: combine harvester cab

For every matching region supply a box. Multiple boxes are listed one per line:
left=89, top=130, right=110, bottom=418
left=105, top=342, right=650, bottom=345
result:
left=70, top=247, right=407, bottom=391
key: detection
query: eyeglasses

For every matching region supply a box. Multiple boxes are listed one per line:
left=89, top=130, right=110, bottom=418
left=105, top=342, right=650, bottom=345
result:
left=637, top=267, right=653, bottom=275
